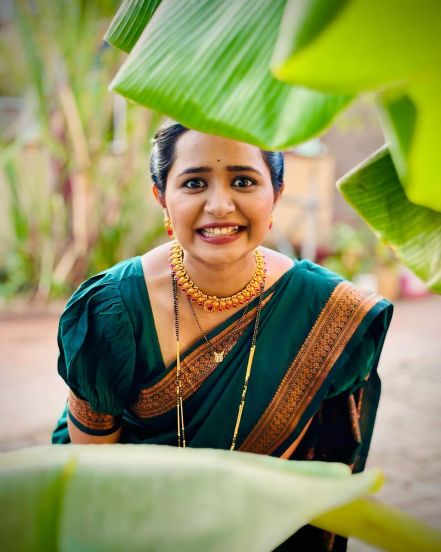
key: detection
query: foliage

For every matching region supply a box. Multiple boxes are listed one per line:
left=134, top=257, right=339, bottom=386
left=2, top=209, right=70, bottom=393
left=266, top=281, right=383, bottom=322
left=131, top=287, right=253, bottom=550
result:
left=108, top=0, right=351, bottom=150
left=1, top=445, right=440, bottom=551
left=321, top=223, right=376, bottom=282
left=105, top=0, right=441, bottom=291
left=338, top=148, right=441, bottom=293
left=0, top=0, right=163, bottom=301
left=272, top=0, right=441, bottom=211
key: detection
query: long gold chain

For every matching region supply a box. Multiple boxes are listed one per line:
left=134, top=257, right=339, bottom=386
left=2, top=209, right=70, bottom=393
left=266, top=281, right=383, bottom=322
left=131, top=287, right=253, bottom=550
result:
left=172, top=257, right=266, bottom=450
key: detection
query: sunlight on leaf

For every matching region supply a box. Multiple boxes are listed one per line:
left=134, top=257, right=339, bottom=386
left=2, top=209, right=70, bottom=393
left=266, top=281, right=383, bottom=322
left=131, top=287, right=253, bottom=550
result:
left=272, top=0, right=440, bottom=93
left=108, top=0, right=351, bottom=150
left=313, top=498, right=441, bottom=552
left=272, top=0, right=441, bottom=212
left=0, top=445, right=382, bottom=551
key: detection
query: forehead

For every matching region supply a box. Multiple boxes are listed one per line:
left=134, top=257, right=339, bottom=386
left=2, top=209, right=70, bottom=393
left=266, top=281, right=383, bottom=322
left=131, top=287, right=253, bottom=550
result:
left=170, top=131, right=270, bottom=175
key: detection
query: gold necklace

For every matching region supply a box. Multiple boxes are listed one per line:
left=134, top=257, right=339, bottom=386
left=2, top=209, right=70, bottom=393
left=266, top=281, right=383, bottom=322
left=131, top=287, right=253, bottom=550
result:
left=169, top=241, right=266, bottom=312
left=186, top=294, right=250, bottom=363
left=172, top=270, right=266, bottom=450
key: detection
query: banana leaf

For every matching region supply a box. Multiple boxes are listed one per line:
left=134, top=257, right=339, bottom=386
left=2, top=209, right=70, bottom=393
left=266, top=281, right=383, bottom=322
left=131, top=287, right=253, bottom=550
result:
left=271, top=0, right=441, bottom=211
left=108, top=0, right=351, bottom=150
left=103, top=0, right=441, bottom=287
left=104, top=0, right=162, bottom=52
left=338, top=147, right=441, bottom=292
left=1, top=445, right=440, bottom=551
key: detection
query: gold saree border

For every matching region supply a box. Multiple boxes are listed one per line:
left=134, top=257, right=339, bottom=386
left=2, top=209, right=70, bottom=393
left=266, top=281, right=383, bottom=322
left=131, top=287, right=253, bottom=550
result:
left=239, top=282, right=382, bottom=455
left=129, top=294, right=273, bottom=418
left=68, top=390, right=118, bottom=431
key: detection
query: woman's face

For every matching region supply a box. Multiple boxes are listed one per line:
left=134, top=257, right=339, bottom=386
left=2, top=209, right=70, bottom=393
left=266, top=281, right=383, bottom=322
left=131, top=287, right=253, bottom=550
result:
left=161, top=131, right=279, bottom=266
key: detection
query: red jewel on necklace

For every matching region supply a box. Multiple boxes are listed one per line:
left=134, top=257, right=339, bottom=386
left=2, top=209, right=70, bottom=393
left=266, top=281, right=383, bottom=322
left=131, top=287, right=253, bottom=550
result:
left=168, top=241, right=266, bottom=312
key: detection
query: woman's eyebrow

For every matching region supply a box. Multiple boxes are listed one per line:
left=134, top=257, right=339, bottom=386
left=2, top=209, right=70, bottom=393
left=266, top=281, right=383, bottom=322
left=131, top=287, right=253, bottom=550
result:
left=226, top=165, right=263, bottom=176
left=177, top=165, right=263, bottom=177
left=177, top=166, right=212, bottom=177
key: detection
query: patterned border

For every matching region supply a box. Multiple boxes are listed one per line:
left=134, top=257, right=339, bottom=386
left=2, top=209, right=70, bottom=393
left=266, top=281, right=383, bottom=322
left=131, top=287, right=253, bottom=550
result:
left=68, top=390, right=118, bottom=431
left=239, top=282, right=382, bottom=455
left=129, top=295, right=273, bottom=418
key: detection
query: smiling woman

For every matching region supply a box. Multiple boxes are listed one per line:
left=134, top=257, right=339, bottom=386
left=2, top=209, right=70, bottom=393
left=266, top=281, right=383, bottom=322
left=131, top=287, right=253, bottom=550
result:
left=52, top=121, right=393, bottom=551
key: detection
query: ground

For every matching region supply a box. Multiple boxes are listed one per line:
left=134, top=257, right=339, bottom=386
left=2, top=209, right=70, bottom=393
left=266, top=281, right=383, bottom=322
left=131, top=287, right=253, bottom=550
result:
left=0, top=295, right=440, bottom=550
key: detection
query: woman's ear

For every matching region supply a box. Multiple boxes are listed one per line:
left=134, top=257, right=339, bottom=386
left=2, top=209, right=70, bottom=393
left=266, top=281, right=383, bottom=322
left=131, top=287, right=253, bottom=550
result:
left=152, top=184, right=166, bottom=208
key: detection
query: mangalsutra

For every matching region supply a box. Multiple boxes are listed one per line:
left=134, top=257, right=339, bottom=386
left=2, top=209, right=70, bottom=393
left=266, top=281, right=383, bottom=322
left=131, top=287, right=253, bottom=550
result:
left=172, top=256, right=266, bottom=450
left=169, top=241, right=266, bottom=312
left=187, top=294, right=250, bottom=364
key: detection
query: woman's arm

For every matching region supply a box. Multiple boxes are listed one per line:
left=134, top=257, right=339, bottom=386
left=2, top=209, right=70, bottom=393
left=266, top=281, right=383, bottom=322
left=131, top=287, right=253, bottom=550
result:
left=67, top=416, right=121, bottom=444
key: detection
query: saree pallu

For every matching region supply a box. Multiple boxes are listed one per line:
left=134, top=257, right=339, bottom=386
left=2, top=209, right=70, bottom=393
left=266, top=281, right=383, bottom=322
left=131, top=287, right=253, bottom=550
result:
left=52, top=256, right=393, bottom=551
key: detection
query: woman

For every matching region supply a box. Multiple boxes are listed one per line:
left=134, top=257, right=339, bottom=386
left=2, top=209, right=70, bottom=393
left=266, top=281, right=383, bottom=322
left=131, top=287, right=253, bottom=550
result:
left=52, top=122, right=393, bottom=550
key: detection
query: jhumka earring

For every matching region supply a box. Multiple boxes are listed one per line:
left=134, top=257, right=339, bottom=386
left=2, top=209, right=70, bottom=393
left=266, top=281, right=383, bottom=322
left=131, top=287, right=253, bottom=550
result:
left=164, top=212, right=174, bottom=239
left=269, top=213, right=274, bottom=230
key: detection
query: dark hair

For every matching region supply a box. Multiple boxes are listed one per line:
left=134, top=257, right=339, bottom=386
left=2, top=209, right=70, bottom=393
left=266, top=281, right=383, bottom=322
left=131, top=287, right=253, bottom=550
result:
left=150, top=122, right=284, bottom=194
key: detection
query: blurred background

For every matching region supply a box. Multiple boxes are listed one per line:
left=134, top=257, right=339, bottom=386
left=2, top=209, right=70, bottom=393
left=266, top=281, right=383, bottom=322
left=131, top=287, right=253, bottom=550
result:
left=0, top=1, right=439, bottom=547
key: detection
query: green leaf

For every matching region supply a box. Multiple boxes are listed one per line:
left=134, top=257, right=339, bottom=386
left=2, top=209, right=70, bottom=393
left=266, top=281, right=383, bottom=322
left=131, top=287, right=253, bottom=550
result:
left=104, top=0, right=162, bottom=53
left=0, top=445, right=381, bottom=551
left=0, top=446, right=75, bottom=552
left=313, top=498, right=441, bottom=552
left=272, top=0, right=441, bottom=93
left=272, top=0, right=441, bottom=212
left=379, top=77, right=441, bottom=212
left=338, top=147, right=441, bottom=292
left=377, top=92, right=416, bottom=186
left=109, top=0, right=351, bottom=150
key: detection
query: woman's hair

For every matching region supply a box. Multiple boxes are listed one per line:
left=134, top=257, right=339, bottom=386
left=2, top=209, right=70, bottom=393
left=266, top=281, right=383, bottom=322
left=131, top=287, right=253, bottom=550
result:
left=150, top=122, right=284, bottom=195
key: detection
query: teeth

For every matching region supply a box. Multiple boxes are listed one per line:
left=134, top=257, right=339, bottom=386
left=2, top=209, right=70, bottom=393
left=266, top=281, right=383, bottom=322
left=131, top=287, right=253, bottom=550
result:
left=201, top=226, right=239, bottom=237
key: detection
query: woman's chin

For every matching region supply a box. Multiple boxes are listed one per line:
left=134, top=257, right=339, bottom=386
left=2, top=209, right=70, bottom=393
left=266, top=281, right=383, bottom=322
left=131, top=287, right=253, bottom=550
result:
left=181, top=232, right=255, bottom=266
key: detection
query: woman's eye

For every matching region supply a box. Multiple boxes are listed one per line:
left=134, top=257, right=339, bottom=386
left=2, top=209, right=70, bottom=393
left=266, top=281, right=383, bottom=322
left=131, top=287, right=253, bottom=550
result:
left=232, top=177, right=255, bottom=188
left=183, top=179, right=205, bottom=189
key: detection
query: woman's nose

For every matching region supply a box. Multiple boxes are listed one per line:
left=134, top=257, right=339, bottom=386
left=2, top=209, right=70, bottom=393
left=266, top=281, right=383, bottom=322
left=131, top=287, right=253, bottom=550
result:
left=204, top=186, right=235, bottom=217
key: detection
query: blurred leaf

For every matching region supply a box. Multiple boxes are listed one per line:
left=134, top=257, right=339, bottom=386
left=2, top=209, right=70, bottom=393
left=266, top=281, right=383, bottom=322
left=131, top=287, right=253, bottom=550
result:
left=104, top=0, right=162, bottom=52
left=13, top=2, right=50, bottom=129
left=313, top=498, right=441, bottom=552
left=272, top=0, right=441, bottom=212
left=377, top=93, right=415, bottom=185
left=1, top=446, right=439, bottom=551
left=4, top=161, right=29, bottom=243
left=1, top=2, right=163, bottom=299
left=272, top=0, right=440, bottom=93
left=109, top=0, right=351, bottom=150
left=0, top=445, right=379, bottom=551
left=378, top=77, right=441, bottom=211
left=338, top=147, right=441, bottom=293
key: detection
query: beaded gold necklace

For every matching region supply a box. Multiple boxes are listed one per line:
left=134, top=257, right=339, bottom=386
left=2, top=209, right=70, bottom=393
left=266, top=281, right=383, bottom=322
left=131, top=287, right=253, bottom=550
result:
left=171, top=254, right=266, bottom=450
left=169, top=241, right=266, bottom=312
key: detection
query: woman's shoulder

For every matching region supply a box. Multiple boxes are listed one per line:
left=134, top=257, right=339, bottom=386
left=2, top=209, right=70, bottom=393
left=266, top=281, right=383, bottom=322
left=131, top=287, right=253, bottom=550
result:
left=62, top=257, right=144, bottom=322
left=273, top=254, right=393, bottom=315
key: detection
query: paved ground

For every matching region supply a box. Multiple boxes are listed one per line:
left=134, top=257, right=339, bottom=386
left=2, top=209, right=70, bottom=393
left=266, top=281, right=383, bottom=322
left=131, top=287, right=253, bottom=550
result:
left=0, top=295, right=440, bottom=550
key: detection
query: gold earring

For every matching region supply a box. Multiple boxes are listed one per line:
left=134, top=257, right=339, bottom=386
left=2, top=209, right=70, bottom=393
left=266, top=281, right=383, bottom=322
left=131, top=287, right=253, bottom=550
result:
left=269, top=213, right=274, bottom=230
left=164, top=214, right=174, bottom=239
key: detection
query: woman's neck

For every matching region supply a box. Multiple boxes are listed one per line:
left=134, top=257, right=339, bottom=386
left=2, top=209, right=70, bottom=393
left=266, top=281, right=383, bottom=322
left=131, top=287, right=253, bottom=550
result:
left=182, top=251, right=258, bottom=298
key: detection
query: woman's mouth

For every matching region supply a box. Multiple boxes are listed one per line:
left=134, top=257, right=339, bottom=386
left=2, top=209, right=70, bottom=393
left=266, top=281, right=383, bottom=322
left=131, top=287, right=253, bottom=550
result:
left=199, top=225, right=240, bottom=237
left=196, top=225, right=246, bottom=243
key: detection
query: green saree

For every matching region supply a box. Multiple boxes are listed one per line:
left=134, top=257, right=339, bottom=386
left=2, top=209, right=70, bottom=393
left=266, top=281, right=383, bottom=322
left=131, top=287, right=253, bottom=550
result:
left=52, top=255, right=392, bottom=551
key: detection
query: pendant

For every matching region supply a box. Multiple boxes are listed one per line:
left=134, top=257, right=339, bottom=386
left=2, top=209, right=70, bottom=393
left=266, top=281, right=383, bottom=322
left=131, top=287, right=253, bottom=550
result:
left=214, top=351, right=225, bottom=363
